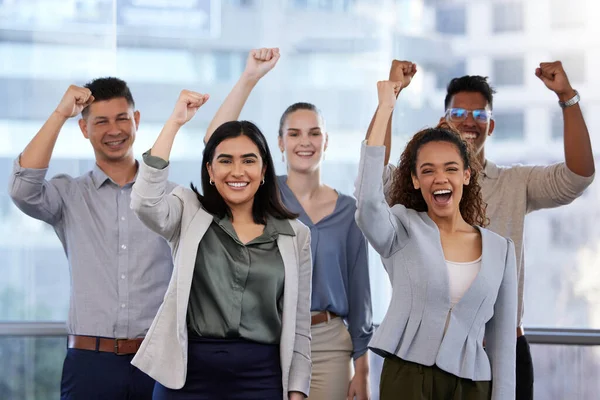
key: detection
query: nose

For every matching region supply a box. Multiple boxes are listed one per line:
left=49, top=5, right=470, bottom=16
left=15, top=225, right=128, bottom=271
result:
left=231, top=161, right=244, bottom=178
left=433, top=171, right=448, bottom=183
left=107, top=121, right=121, bottom=135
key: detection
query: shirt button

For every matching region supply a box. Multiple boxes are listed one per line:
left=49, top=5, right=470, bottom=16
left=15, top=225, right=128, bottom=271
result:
left=121, top=303, right=126, bottom=308
left=121, top=274, right=126, bottom=279
left=121, top=217, right=125, bottom=221
left=121, top=244, right=127, bottom=250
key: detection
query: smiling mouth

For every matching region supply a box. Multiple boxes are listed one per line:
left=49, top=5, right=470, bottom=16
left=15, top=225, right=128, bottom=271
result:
left=104, top=139, right=127, bottom=148
left=296, top=151, right=314, bottom=158
left=226, top=182, right=249, bottom=189
left=461, top=131, right=478, bottom=141
left=432, top=189, right=452, bottom=205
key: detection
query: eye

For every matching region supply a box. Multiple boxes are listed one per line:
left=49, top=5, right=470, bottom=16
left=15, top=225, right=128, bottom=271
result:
left=218, top=159, right=232, bottom=164
left=288, top=132, right=298, bottom=137
left=95, top=120, right=107, bottom=125
left=422, top=169, right=433, bottom=174
left=117, top=117, right=129, bottom=121
left=243, top=159, right=256, bottom=164
left=447, top=168, right=459, bottom=172
left=311, top=131, right=321, bottom=136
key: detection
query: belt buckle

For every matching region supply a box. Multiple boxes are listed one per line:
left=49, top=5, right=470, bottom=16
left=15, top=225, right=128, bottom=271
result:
left=114, top=338, right=128, bottom=355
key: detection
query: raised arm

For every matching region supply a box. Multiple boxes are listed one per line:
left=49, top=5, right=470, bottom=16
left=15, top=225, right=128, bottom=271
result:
left=9, top=85, right=94, bottom=224
left=535, top=61, right=594, bottom=178
left=364, top=60, right=417, bottom=165
left=485, top=239, right=517, bottom=400
left=204, top=48, right=280, bottom=144
left=524, top=61, right=595, bottom=212
left=355, top=81, right=410, bottom=258
left=131, top=90, right=209, bottom=241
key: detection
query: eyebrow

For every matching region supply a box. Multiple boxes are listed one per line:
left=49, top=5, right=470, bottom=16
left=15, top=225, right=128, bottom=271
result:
left=419, top=161, right=460, bottom=169
left=286, top=127, right=321, bottom=132
left=216, top=153, right=259, bottom=159
left=93, top=112, right=129, bottom=121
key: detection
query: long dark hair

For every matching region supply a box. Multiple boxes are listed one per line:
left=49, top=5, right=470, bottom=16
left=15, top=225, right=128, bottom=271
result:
left=388, top=122, right=488, bottom=227
left=191, top=120, right=297, bottom=224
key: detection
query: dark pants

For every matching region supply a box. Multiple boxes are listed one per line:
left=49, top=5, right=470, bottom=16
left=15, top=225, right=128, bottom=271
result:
left=153, top=336, right=283, bottom=400
left=516, top=335, right=534, bottom=400
left=60, top=348, right=155, bottom=400
left=380, top=355, right=491, bottom=400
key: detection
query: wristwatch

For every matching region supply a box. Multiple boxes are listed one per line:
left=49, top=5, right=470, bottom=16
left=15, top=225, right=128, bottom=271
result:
left=559, top=90, right=580, bottom=109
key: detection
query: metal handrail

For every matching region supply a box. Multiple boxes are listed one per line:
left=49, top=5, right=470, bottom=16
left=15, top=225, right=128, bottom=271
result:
left=1, top=322, right=600, bottom=346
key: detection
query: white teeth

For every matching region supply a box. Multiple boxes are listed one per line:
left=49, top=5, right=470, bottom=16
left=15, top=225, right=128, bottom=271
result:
left=463, top=133, right=477, bottom=139
left=106, top=140, right=124, bottom=146
left=433, top=189, right=452, bottom=195
left=297, top=152, right=313, bottom=156
left=227, top=182, right=248, bottom=188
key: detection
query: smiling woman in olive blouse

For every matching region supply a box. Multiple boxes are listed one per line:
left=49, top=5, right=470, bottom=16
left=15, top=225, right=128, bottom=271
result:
left=129, top=90, right=312, bottom=400
left=355, top=80, right=517, bottom=400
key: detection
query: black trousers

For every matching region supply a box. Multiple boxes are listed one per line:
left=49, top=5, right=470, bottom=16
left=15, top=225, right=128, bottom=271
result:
left=380, top=355, right=491, bottom=400
left=60, top=348, right=155, bottom=400
left=516, top=335, right=534, bottom=400
left=153, top=336, right=283, bottom=400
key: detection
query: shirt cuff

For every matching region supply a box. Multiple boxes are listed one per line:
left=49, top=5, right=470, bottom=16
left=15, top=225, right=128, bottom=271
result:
left=142, top=150, right=169, bottom=170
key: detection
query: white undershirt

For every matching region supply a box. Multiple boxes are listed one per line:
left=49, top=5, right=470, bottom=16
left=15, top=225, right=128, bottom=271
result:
left=446, top=256, right=482, bottom=308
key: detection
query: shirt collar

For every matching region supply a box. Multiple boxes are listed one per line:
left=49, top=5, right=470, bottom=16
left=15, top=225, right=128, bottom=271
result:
left=482, top=159, right=500, bottom=180
left=213, top=213, right=296, bottom=243
left=91, top=161, right=139, bottom=189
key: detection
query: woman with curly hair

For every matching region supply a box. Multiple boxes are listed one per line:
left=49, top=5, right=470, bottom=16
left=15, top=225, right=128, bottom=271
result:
left=354, top=80, right=517, bottom=400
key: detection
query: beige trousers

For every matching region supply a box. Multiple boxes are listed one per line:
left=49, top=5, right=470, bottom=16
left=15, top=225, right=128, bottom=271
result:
left=308, top=314, right=354, bottom=400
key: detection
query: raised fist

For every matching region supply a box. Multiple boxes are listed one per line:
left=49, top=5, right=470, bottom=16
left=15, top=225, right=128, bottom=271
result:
left=535, top=61, right=576, bottom=100
left=242, top=48, right=280, bottom=81
left=389, top=60, right=417, bottom=94
left=168, top=90, right=210, bottom=126
left=55, top=85, right=94, bottom=119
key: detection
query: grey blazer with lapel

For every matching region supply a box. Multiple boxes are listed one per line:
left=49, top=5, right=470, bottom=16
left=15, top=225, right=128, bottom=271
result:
left=129, top=160, right=313, bottom=399
left=355, top=143, right=517, bottom=400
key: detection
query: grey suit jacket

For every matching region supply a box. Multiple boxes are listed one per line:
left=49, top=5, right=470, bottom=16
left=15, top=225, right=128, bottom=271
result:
left=355, top=143, right=517, bottom=400
left=129, top=159, right=313, bottom=399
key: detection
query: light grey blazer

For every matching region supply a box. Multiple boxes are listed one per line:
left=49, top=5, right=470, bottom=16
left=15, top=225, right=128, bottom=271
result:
left=355, top=143, right=517, bottom=400
left=129, top=159, right=313, bottom=399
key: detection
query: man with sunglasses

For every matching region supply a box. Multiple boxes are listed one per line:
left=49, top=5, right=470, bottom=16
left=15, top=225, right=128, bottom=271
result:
left=367, top=60, right=595, bottom=400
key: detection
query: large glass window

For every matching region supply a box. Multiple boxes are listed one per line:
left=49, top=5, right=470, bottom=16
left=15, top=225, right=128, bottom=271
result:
left=2, top=0, right=600, bottom=398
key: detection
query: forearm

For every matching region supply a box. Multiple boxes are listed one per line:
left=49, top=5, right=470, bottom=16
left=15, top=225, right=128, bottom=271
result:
left=20, top=111, right=68, bottom=169
left=150, top=121, right=182, bottom=161
left=365, top=107, right=393, bottom=164
left=354, top=353, right=370, bottom=375
left=367, top=107, right=393, bottom=147
left=562, top=101, right=595, bottom=177
left=205, top=74, right=259, bottom=143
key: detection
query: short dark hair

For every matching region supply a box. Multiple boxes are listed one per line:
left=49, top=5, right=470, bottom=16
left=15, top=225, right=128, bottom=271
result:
left=192, top=120, right=298, bottom=224
left=278, top=102, right=324, bottom=137
left=444, top=75, right=496, bottom=110
left=81, top=77, right=135, bottom=118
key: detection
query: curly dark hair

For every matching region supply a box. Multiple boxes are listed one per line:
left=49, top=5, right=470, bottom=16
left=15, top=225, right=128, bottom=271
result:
left=387, top=122, right=488, bottom=227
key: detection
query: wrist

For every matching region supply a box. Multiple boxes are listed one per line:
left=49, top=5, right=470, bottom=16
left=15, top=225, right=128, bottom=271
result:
left=52, top=110, right=70, bottom=122
left=164, top=119, right=184, bottom=131
left=240, top=72, right=261, bottom=86
left=557, top=88, right=577, bottom=102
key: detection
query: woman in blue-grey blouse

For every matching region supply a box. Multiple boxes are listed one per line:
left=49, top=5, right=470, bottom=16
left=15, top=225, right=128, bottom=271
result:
left=204, top=48, right=374, bottom=400
left=357, top=79, right=517, bottom=400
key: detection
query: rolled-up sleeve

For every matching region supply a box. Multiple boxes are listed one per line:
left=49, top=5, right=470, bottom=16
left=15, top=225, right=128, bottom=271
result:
left=8, top=156, right=66, bottom=225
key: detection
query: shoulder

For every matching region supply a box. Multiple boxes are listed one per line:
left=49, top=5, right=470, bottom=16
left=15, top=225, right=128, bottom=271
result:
left=479, top=227, right=514, bottom=254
